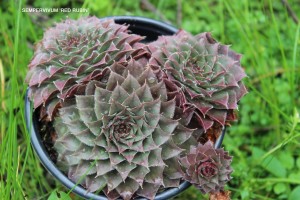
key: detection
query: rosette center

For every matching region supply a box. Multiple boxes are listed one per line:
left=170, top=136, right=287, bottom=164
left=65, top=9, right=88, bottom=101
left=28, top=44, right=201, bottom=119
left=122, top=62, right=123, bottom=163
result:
left=114, top=121, right=132, bottom=140
left=107, top=115, right=136, bottom=143
left=188, top=59, right=203, bottom=74
left=197, top=161, right=218, bottom=178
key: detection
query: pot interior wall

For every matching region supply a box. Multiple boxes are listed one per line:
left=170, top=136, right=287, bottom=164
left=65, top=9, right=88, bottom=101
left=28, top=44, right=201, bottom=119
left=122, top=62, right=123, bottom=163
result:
left=113, top=16, right=178, bottom=43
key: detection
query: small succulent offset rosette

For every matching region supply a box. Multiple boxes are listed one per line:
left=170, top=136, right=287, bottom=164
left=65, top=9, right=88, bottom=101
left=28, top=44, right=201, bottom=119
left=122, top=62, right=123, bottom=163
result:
left=180, top=141, right=233, bottom=194
left=26, top=16, right=247, bottom=200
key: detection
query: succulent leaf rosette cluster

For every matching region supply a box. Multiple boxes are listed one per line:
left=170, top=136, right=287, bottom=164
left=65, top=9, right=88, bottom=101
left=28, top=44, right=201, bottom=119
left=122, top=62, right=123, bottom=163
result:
left=26, top=16, right=247, bottom=199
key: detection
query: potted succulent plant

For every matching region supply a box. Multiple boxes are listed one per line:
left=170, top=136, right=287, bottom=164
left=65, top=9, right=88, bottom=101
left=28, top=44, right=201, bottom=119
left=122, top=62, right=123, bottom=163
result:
left=25, top=16, right=247, bottom=200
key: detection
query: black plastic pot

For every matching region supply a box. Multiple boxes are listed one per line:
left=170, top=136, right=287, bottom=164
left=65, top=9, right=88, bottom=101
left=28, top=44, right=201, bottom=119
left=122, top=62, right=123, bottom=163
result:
left=25, top=16, right=226, bottom=200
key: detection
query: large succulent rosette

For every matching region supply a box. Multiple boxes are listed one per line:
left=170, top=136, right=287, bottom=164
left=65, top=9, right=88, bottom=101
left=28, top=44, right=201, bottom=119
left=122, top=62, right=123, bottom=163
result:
left=25, top=17, right=146, bottom=119
left=148, top=31, right=248, bottom=132
left=180, top=141, right=233, bottom=194
left=54, top=59, right=196, bottom=200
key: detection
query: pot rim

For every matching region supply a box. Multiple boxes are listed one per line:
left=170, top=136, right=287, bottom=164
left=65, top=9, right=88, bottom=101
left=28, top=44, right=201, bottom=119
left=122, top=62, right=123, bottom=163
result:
left=25, top=16, right=225, bottom=200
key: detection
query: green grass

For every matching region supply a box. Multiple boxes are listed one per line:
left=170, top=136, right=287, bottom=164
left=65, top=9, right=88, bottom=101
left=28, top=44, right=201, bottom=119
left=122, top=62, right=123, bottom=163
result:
left=0, top=0, right=299, bottom=199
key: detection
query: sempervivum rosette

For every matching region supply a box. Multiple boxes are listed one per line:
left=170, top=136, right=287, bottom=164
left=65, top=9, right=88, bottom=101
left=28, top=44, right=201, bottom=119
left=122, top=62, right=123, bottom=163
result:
left=180, top=141, right=233, bottom=194
left=54, top=59, right=196, bottom=200
left=25, top=17, right=146, bottom=119
left=148, top=31, right=247, bottom=132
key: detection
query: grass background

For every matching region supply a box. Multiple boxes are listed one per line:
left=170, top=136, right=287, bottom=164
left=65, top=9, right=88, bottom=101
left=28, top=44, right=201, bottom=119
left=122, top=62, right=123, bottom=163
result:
left=0, top=0, right=300, bottom=199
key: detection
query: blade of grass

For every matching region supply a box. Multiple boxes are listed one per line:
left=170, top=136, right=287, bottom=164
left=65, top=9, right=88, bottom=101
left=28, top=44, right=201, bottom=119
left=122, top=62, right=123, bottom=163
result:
left=4, top=0, right=23, bottom=198
left=260, top=109, right=300, bottom=160
left=293, top=24, right=300, bottom=87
